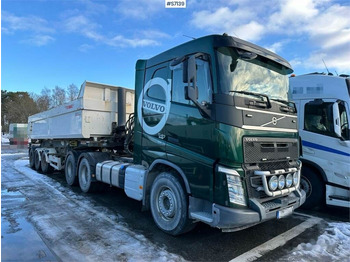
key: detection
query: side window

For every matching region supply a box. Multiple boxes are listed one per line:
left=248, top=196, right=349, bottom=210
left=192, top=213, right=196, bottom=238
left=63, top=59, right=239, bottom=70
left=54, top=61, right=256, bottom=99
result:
left=172, top=57, right=212, bottom=105
left=196, top=59, right=212, bottom=105
left=339, top=101, right=349, bottom=140
left=304, top=102, right=335, bottom=137
left=172, top=63, right=190, bottom=105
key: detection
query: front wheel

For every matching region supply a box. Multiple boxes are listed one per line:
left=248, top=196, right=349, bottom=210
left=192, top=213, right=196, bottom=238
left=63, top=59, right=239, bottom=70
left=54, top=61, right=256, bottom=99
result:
left=150, top=172, right=194, bottom=236
left=300, top=166, right=324, bottom=209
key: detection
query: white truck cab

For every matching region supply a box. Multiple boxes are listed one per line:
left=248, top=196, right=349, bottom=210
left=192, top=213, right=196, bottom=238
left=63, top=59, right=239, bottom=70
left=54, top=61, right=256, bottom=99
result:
left=290, top=73, right=350, bottom=209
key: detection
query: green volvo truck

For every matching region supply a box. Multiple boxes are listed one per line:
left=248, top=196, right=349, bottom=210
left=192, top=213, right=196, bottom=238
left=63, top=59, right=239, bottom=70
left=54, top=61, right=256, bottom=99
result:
left=28, top=34, right=305, bottom=235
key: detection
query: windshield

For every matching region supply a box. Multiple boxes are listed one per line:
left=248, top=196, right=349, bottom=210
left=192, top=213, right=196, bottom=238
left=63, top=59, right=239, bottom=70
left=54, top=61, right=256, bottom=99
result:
left=216, top=47, right=290, bottom=101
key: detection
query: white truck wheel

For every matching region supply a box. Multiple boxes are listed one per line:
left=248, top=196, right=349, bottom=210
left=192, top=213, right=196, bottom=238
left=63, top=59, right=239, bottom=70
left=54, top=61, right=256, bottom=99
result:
left=300, top=166, right=324, bottom=209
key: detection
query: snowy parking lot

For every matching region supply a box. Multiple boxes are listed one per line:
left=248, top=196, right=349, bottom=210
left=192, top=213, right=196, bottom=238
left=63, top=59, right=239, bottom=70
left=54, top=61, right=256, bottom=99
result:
left=2, top=150, right=350, bottom=261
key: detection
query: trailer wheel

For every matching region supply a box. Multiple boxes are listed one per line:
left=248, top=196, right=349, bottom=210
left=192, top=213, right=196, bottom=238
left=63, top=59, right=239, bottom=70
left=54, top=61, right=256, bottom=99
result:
left=34, top=150, right=42, bottom=172
left=29, top=148, right=35, bottom=169
left=150, top=172, right=194, bottom=236
left=65, top=153, right=78, bottom=186
left=300, top=166, right=324, bottom=209
left=78, top=157, right=96, bottom=193
left=41, top=152, right=53, bottom=174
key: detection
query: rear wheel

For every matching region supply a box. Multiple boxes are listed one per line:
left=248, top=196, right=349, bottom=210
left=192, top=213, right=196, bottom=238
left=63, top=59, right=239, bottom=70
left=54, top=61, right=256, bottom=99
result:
left=41, top=152, right=53, bottom=174
left=78, top=157, right=97, bottom=193
left=150, top=172, right=194, bottom=236
left=29, top=148, right=35, bottom=169
left=300, top=166, right=324, bottom=209
left=34, top=150, right=42, bottom=172
left=65, top=153, right=78, bottom=186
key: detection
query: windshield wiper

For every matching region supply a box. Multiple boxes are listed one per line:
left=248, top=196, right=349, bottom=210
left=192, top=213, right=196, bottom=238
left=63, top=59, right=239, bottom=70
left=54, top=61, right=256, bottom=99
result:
left=270, top=98, right=296, bottom=113
left=230, top=90, right=271, bottom=108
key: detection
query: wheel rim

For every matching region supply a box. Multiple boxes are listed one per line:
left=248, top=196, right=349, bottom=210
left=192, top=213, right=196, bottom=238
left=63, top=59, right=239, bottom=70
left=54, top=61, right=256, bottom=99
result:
left=300, top=176, right=312, bottom=198
left=157, top=187, right=177, bottom=221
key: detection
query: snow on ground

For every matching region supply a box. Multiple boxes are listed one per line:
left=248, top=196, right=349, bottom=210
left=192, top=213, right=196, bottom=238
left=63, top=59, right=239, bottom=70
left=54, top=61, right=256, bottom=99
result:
left=11, top=158, right=185, bottom=262
left=1, top=152, right=29, bottom=156
left=281, top=221, right=350, bottom=261
left=4, top=155, right=350, bottom=262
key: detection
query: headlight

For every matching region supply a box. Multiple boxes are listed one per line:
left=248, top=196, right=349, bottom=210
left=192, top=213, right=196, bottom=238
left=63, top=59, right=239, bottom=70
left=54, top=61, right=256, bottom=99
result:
left=286, top=173, right=293, bottom=188
left=293, top=172, right=298, bottom=186
left=218, top=166, right=247, bottom=206
left=268, top=175, right=278, bottom=191
left=278, top=175, right=285, bottom=189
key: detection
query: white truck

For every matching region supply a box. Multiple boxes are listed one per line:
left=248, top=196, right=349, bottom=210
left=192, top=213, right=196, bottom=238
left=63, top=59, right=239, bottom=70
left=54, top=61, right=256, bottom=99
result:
left=290, top=73, right=350, bottom=209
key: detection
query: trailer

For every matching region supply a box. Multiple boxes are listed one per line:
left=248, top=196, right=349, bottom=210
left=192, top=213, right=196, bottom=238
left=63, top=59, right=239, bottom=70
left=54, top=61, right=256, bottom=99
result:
left=290, top=73, right=350, bottom=209
left=29, top=34, right=305, bottom=235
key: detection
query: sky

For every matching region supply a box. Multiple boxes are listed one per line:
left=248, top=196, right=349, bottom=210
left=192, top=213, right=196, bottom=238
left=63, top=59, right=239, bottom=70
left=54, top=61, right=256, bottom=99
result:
left=1, top=0, right=350, bottom=95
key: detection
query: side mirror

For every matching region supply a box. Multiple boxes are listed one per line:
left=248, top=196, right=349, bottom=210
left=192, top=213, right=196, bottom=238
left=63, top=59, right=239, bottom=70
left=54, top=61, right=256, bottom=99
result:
left=332, top=102, right=342, bottom=138
left=184, top=55, right=198, bottom=101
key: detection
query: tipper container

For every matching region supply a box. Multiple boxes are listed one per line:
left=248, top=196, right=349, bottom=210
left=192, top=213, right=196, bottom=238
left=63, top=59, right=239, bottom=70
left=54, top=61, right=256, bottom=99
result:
left=28, top=81, right=134, bottom=139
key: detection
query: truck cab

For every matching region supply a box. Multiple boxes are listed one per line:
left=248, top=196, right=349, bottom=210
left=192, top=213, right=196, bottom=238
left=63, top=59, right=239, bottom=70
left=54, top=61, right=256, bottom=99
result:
left=290, top=73, right=350, bottom=208
left=134, top=34, right=305, bottom=233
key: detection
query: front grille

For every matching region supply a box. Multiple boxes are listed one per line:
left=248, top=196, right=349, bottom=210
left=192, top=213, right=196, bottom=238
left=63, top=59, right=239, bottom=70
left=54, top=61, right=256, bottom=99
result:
left=259, top=161, right=289, bottom=171
left=243, top=137, right=300, bottom=203
left=243, top=137, right=298, bottom=163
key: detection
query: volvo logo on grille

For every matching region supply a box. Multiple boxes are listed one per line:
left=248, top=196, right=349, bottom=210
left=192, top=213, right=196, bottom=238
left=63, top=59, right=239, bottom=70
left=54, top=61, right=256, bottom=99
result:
left=244, top=137, right=258, bottom=142
left=261, top=116, right=286, bottom=127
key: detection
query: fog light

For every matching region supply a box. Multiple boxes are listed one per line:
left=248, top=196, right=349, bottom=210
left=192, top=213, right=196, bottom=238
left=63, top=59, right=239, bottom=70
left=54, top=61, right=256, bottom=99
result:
left=278, top=175, right=285, bottom=189
left=268, top=175, right=278, bottom=191
left=293, top=172, right=299, bottom=186
left=286, top=173, right=293, bottom=188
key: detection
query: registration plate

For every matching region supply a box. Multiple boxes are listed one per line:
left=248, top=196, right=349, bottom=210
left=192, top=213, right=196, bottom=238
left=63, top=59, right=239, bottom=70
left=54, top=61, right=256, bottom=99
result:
left=277, top=206, right=293, bottom=219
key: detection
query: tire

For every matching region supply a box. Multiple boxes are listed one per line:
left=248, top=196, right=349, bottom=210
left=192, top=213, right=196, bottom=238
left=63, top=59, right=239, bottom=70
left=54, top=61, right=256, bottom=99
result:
left=78, top=157, right=96, bottom=193
left=41, top=152, right=53, bottom=174
left=29, top=148, right=35, bottom=169
left=300, top=166, right=324, bottom=209
left=34, top=150, right=42, bottom=172
left=150, top=172, right=194, bottom=236
left=65, top=153, right=78, bottom=186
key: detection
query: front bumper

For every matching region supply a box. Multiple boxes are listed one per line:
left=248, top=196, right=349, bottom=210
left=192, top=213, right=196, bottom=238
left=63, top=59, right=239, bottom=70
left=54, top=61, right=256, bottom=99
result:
left=191, top=188, right=306, bottom=231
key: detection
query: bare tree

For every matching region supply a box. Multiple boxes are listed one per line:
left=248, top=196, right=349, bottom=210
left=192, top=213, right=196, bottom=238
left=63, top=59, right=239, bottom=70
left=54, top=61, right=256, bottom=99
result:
left=35, top=87, right=52, bottom=112
left=52, top=86, right=66, bottom=107
left=67, top=84, right=79, bottom=101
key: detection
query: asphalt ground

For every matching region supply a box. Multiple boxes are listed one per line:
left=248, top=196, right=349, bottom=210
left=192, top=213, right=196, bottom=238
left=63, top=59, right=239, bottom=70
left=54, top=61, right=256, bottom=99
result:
left=1, top=149, right=349, bottom=261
